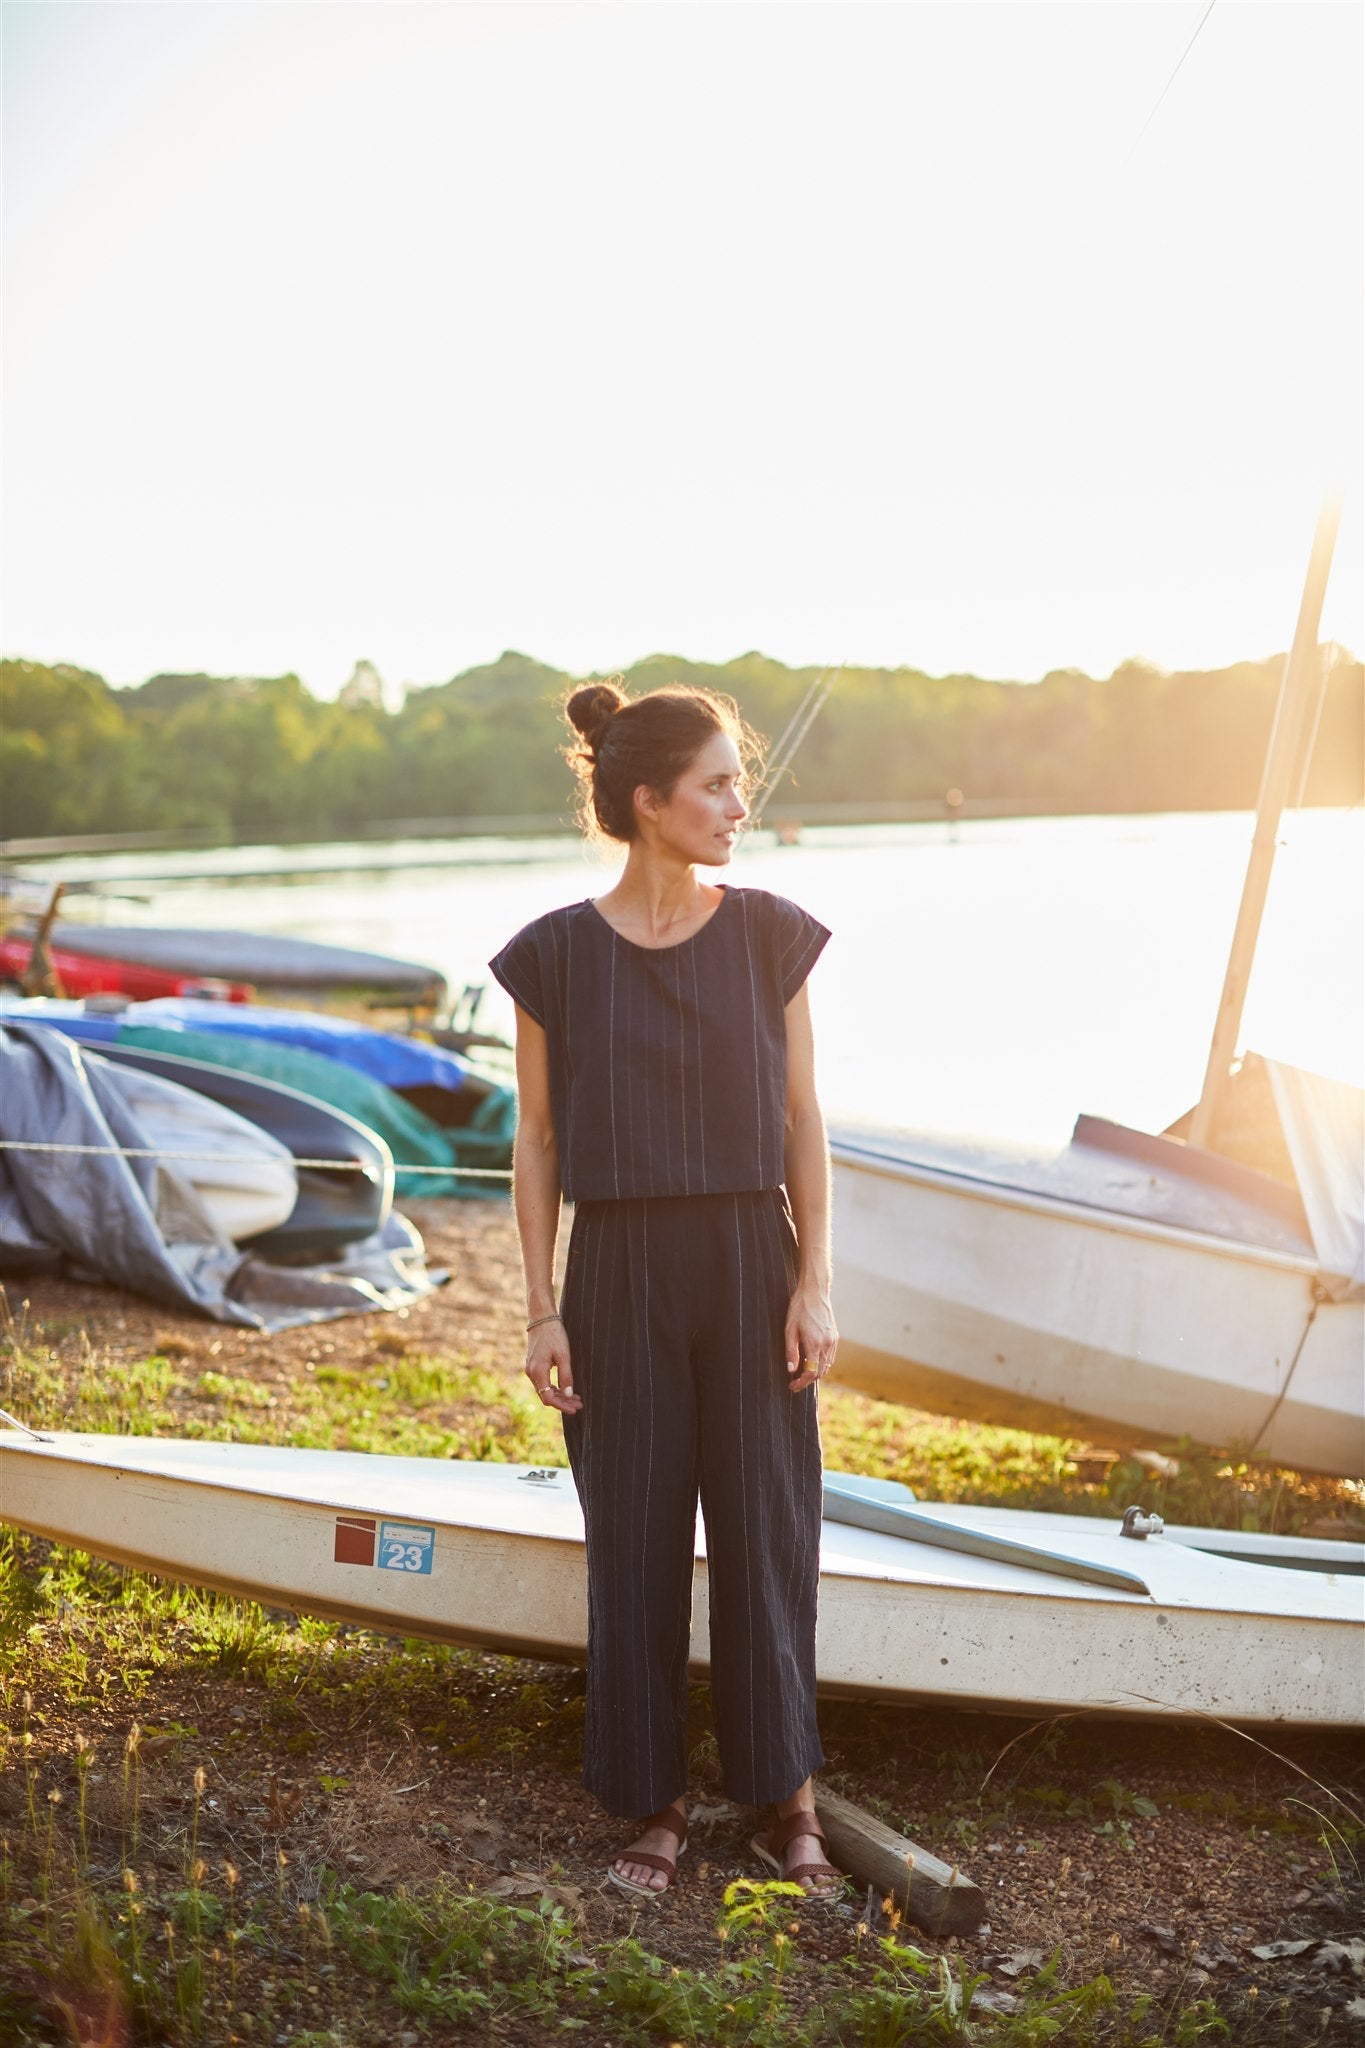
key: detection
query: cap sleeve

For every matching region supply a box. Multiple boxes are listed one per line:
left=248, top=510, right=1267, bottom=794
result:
left=489, top=925, right=546, bottom=1027
left=771, top=895, right=831, bottom=1003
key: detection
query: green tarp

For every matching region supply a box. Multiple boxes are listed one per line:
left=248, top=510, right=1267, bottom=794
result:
left=118, top=1026, right=514, bottom=1199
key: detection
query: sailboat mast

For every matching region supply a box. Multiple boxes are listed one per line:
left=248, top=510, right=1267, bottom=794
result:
left=1187, top=498, right=1341, bottom=1150
left=749, top=664, right=843, bottom=827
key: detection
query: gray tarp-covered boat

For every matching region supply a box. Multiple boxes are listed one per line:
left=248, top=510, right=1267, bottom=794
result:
left=28, top=923, right=447, bottom=1004
left=0, top=1022, right=441, bottom=1330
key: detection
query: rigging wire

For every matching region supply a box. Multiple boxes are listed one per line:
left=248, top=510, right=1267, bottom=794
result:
left=749, top=667, right=829, bottom=824
left=749, top=663, right=844, bottom=828
left=1246, top=1281, right=1326, bottom=1459
left=1125, top=0, right=1217, bottom=167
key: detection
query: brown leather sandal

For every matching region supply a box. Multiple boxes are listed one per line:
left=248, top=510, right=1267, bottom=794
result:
left=750, top=1807, right=845, bottom=1901
left=606, top=1800, right=688, bottom=1898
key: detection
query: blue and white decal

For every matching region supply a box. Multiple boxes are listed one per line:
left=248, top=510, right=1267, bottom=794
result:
left=376, top=1520, right=436, bottom=1574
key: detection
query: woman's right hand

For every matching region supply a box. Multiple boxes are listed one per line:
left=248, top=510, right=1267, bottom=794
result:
left=525, top=1319, right=582, bottom=1415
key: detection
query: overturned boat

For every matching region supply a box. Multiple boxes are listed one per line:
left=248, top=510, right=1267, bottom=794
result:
left=0, top=993, right=501, bottom=1126
left=3, top=997, right=517, bottom=1197
left=0, top=1434, right=1358, bottom=1727
left=11, top=922, right=446, bottom=1006
left=0, top=934, right=254, bottom=1003
left=0, top=1022, right=436, bottom=1329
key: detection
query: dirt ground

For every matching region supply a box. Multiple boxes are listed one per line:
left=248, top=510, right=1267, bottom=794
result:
left=4, top=1196, right=531, bottom=1398
left=4, top=1197, right=1363, bottom=2043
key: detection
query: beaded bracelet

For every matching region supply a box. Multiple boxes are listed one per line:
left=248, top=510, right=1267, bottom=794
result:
left=525, top=1311, right=563, bottom=1333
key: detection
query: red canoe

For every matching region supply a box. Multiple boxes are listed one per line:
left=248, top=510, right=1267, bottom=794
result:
left=0, top=937, right=253, bottom=1003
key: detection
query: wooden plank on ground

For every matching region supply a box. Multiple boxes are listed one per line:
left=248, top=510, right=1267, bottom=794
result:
left=814, top=1787, right=985, bottom=1937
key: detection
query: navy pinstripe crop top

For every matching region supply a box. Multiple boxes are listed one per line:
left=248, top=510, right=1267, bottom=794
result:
left=489, top=885, right=830, bottom=1202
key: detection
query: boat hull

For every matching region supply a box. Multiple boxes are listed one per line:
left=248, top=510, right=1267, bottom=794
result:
left=77, top=1041, right=393, bottom=1256
left=2, top=1435, right=1359, bottom=1727
left=38, top=924, right=445, bottom=1004
left=0, top=938, right=252, bottom=1003
left=831, top=1149, right=1365, bottom=1477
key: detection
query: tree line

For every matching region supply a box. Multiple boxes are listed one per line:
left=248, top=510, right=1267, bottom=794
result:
left=2, top=646, right=1360, bottom=845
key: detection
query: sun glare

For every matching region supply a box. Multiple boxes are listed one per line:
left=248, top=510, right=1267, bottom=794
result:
left=1, top=1, right=1359, bottom=689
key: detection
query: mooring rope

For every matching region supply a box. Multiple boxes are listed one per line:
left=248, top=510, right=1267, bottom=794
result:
left=1246, top=1282, right=1326, bottom=1458
left=0, top=1139, right=512, bottom=1179
left=1126, top=0, right=1217, bottom=166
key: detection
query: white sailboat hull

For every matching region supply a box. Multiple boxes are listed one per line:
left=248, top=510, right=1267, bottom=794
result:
left=2, top=1433, right=1360, bottom=1728
left=831, top=1147, right=1365, bottom=1478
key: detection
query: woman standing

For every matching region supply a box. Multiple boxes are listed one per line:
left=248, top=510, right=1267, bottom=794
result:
left=490, top=679, right=841, bottom=1900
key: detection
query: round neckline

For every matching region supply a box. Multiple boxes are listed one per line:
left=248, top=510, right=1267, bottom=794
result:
left=584, top=885, right=731, bottom=954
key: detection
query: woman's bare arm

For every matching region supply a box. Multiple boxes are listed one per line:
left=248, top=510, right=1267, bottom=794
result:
left=782, top=982, right=838, bottom=1394
left=511, top=1007, right=580, bottom=1414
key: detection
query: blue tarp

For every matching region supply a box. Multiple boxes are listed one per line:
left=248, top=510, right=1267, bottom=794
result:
left=110, top=1028, right=499, bottom=1202
left=3, top=997, right=472, bottom=1092
left=1, top=1000, right=516, bottom=1198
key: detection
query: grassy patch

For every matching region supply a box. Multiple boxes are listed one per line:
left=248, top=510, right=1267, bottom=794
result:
left=818, top=1384, right=1364, bottom=1535
left=0, top=1766, right=1267, bottom=2048
left=2, top=1302, right=564, bottom=1469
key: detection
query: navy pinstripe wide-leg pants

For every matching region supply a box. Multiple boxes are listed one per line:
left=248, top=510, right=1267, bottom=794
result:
left=560, top=1187, right=825, bottom=1819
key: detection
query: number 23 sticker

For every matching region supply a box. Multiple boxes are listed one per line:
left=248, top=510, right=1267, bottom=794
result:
left=377, top=1521, right=435, bottom=1575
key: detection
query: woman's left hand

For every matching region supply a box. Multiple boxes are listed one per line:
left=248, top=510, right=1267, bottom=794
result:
left=785, top=1282, right=838, bottom=1393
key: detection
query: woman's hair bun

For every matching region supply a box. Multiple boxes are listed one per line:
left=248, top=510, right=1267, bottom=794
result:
left=566, top=680, right=626, bottom=751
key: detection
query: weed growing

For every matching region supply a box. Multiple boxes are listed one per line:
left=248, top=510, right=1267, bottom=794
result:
left=817, top=1391, right=1364, bottom=1536
left=1, top=1295, right=566, bottom=1469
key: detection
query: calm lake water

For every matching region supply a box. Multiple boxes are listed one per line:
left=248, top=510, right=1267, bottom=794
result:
left=41, top=809, right=1364, bottom=1149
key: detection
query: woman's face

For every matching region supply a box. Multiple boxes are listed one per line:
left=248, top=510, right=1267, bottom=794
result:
left=639, top=729, right=750, bottom=864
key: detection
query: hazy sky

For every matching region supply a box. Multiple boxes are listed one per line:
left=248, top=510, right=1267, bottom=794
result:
left=3, top=1, right=1361, bottom=697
